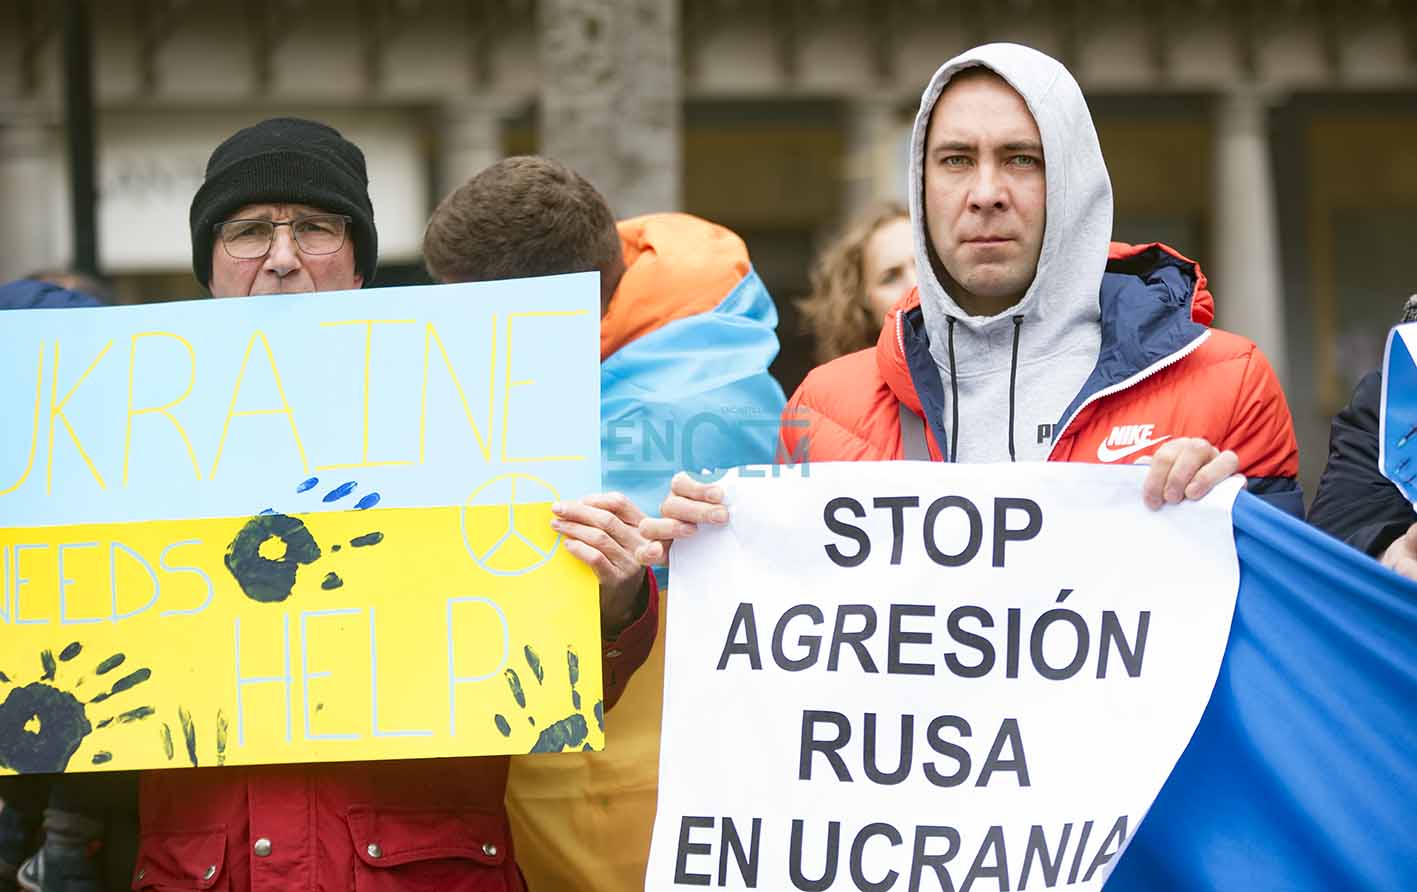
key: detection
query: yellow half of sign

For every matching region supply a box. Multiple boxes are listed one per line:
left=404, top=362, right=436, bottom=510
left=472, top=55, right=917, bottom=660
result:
left=0, top=503, right=603, bottom=774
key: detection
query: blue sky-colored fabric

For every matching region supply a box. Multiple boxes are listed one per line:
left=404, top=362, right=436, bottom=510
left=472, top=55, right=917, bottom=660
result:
left=0, top=276, right=600, bottom=526
left=601, top=268, right=786, bottom=521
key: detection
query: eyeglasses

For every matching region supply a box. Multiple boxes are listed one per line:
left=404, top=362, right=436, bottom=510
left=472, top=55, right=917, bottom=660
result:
left=215, top=214, right=351, bottom=259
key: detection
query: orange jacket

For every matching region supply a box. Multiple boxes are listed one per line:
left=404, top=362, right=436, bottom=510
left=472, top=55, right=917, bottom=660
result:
left=781, top=242, right=1301, bottom=511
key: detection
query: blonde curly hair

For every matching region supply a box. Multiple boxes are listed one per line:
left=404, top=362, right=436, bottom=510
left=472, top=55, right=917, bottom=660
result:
left=797, top=202, right=910, bottom=365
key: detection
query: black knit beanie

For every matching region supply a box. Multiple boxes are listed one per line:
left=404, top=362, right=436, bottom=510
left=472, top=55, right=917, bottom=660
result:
left=190, top=117, right=377, bottom=288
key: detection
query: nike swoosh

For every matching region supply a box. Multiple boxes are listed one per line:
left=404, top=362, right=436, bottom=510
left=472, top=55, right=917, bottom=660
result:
left=1096, top=435, right=1172, bottom=463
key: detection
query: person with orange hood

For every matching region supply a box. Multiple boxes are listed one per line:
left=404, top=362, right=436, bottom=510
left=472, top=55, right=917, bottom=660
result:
left=421, top=155, right=787, bottom=890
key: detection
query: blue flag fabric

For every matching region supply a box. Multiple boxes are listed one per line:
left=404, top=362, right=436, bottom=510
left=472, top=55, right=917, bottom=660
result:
left=600, top=268, right=787, bottom=529
left=1110, top=491, right=1417, bottom=890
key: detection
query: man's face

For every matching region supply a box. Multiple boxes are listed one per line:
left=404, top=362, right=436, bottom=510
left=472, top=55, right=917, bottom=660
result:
left=208, top=202, right=363, bottom=298
left=923, top=71, right=1046, bottom=316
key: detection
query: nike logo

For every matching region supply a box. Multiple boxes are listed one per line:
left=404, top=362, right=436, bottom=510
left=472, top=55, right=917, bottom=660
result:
left=1096, top=424, right=1172, bottom=463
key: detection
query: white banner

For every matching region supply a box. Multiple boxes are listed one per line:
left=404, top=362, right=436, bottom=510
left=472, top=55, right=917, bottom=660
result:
left=646, top=461, right=1242, bottom=892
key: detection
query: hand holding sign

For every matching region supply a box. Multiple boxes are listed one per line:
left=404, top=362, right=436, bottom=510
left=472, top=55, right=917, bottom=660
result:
left=550, top=492, right=652, bottom=638
left=1379, top=523, right=1417, bottom=578
left=636, top=472, right=730, bottom=565
left=1137, top=437, right=1239, bottom=510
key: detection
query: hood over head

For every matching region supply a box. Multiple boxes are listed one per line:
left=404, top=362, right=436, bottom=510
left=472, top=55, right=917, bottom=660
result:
left=601, top=213, right=752, bottom=360
left=909, top=42, right=1113, bottom=336
left=900, top=43, right=1114, bottom=463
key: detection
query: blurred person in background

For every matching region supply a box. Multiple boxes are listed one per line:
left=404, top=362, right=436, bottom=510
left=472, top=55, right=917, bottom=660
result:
left=1308, top=295, right=1417, bottom=579
left=797, top=201, right=915, bottom=364
left=24, top=272, right=114, bottom=306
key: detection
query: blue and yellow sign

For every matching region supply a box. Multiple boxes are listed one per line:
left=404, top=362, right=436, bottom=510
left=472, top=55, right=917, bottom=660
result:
left=0, top=275, right=602, bottom=773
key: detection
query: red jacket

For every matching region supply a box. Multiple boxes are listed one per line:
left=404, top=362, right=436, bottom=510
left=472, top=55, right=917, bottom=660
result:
left=781, top=243, right=1301, bottom=511
left=134, top=579, right=657, bottom=892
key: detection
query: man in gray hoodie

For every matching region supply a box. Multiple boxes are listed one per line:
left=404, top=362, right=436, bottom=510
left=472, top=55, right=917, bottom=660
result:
left=639, top=42, right=1300, bottom=557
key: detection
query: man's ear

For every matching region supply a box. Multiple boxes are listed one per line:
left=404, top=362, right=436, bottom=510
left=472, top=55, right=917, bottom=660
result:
left=600, top=254, right=626, bottom=317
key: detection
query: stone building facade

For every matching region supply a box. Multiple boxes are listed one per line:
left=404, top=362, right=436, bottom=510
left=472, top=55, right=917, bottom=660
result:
left=3, top=0, right=1416, bottom=495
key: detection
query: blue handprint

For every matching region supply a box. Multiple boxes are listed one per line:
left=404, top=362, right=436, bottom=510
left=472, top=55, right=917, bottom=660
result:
left=492, top=645, right=605, bottom=754
left=223, top=476, right=383, bottom=603
left=0, top=644, right=153, bottom=773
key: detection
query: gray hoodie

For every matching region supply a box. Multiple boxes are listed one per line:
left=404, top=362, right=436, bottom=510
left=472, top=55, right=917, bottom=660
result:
left=908, top=43, right=1113, bottom=462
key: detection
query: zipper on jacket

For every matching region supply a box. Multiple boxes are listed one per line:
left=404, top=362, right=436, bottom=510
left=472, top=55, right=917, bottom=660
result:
left=1046, top=329, right=1212, bottom=460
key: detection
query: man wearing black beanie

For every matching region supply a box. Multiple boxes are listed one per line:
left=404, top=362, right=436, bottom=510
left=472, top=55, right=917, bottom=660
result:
left=131, top=118, right=526, bottom=892
left=188, top=116, right=378, bottom=295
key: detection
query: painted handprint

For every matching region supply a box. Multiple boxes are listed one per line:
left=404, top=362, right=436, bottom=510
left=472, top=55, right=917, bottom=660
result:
left=223, top=476, right=383, bottom=603
left=0, top=644, right=152, bottom=773
left=493, top=644, right=605, bottom=754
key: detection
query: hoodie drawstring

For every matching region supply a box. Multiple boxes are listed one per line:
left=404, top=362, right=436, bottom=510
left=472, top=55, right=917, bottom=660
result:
left=1008, top=315, right=1023, bottom=462
left=944, top=314, right=1024, bottom=463
left=946, top=317, right=960, bottom=463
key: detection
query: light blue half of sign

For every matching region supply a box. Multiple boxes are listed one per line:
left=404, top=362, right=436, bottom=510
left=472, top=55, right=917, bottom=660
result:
left=0, top=274, right=600, bottom=528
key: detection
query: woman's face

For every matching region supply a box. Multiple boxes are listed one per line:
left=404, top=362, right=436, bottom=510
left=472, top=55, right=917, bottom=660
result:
left=862, top=217, right=917, bottom=318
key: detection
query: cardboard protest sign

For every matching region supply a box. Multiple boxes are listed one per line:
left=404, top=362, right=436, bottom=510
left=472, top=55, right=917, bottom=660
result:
left=1380, top=322, right=1417, bottom=505
left=0, top=275, right=602, bottom=774
left=646, top=462, right=1243, bottom=892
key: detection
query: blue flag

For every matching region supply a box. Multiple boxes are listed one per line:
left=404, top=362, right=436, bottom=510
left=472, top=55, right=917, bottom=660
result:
left=1110, top=492, right=1417, bottom=890
left=600, top=269, right=786, bottom=523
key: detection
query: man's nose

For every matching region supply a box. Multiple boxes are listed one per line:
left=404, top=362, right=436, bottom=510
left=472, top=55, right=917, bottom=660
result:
left=968, top=163, right=1009, bottom=211
left=263, top=226, right=302, bottom=277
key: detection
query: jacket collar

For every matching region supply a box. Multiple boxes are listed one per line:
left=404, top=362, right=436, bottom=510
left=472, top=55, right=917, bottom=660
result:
left=882, top=241, right=1212, bottom=444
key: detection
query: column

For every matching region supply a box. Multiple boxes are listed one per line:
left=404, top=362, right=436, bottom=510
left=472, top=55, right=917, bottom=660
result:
left=537, top=0, right=681, bottom=217
left=843, top=95, right=910, bottom=221
left=0, top=104, right=67, bottom=282
left=1212, top=88, right=1288, bottom=381
left=435, top=99, right=515, bottom=202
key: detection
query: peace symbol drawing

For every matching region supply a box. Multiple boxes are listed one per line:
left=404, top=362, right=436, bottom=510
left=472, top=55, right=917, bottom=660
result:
left=461, top=473, right=563, bottom=576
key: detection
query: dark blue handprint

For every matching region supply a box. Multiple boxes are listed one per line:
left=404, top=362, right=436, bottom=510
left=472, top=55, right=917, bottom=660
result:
left=224, top=476, right=384, bottom=604
left=0, top=644, right=152, bottom=773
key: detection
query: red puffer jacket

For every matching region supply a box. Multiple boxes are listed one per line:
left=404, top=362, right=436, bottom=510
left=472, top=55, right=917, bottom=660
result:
left=781, top=242, right=1301, bottom=513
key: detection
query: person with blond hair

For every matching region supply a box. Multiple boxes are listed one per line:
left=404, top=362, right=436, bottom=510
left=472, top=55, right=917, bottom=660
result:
left=797, top=201, right=915, bottom=363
